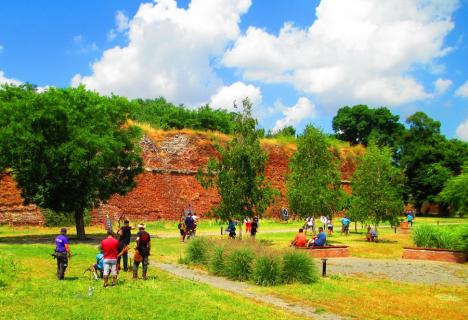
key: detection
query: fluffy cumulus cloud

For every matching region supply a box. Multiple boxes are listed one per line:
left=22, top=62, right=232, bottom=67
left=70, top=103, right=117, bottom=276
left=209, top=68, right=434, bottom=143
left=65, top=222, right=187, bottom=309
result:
left=0, top=70, right=22, bottom=85
left=209, top=81, right=262, bottom=110
left=455, top=81, right=468, bottom=98
left=434, top=78, right=452, bottom=94
left=456, top=118, right=468, bottom=141
left=108, top=11, right=130, bottom=41
left=73, top=0, right=251, bottom=106
left=223, top=0, right=457, bottom=108
left=273, top=97, right=317, bottom=131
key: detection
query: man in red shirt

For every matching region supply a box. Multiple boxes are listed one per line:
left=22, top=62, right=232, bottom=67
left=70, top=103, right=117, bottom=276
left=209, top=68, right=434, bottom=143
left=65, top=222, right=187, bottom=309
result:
left=101, top=230, right=119, bottom=287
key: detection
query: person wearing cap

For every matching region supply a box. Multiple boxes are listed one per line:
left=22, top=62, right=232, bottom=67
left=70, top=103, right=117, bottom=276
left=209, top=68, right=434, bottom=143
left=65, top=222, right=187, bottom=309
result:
left=133, top=224, right=151, bottom=280
left=101, top=230, right=119, bottom=287
left=54, top=227, right=71, bottom=280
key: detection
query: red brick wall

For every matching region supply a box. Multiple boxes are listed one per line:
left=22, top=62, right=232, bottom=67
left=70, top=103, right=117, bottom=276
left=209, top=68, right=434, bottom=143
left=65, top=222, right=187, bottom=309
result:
left=403, top=248, right=467, bottom=263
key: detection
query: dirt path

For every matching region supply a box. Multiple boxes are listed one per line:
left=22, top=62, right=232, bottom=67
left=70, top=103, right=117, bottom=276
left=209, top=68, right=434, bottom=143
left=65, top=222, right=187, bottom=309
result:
left=155, top=262, right=347, bottom=320
left=325, top=257, right=468, bottom=285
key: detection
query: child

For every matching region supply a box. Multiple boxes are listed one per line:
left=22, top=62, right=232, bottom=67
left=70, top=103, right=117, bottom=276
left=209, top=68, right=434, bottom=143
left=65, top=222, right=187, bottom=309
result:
left=92, top=248, right=104, bottom=280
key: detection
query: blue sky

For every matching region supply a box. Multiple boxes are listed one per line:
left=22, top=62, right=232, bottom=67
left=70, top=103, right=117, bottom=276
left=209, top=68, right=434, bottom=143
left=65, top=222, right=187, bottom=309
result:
left=0, top=0, right=467, bottom=139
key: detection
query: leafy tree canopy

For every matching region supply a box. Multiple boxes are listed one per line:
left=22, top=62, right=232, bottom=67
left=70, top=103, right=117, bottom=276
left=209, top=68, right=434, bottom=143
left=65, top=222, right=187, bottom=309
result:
left=197, top=98, right=278, bottom=223
left=332, top=104, right=405, bottom=148
left=349, top=142, right=405, bottom=227
left=437, top=163, right=468, bottom=217
left=0, top=84, right=143, bottom=238
left=287, top=125, right=343, bottom=218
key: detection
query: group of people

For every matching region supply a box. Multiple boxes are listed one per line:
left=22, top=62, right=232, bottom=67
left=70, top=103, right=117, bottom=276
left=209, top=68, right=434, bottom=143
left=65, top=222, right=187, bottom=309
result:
left=54, top=220, right=151, bottom=287
left=178, top=204, right=199, bottom=242
left=291, top=227, right=327, bottom=248
left=304, top=216, right=334, bottom=235
left=226, top=216, right=259, bottom=239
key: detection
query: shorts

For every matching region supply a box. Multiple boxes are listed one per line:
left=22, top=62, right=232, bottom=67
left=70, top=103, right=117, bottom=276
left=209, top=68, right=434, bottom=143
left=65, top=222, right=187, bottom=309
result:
left=103, top=259, right=117, bottom=276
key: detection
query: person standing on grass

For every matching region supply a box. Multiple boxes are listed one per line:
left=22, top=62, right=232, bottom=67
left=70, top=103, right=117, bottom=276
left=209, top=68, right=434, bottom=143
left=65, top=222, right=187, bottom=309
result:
left=227, top=219, right=236, bottom=239
left=327, top=217, right=333, bottom=235
left=178, top=216, right=187, bottom=242
left=250, top=218, right=258, bottom=238
left=245, top=218, right=252, bottom=234
left=407, top=212, right=414, bottom=227
left=117, top=220, right=133, bottom=272
left=101, top=230, right=119, bottom=287
left=133, top=224, right=151, bottom=280
left=341, top=216, right=351, bottom=236
left=54, top=227, right=71, bottom=280
left=184, top=213, right=194, bottom=240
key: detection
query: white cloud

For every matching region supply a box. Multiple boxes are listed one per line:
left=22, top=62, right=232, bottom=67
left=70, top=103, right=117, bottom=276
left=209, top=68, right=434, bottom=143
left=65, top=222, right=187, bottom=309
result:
left=0, top=70, right=22, bottom=86
left=223, top=0, right=457, bottom=108
left=108, top=11, right=130, bottom=41
left=455, top=81, right=468, bottom=98
left=434, top=78, right=452, bottom=95
left=456, top=118, right=468, bottom=141
left=73, top=0, right=251, bottom=106
left=273, top=97, right=317, bottom=131
left=209, top=81, right=262, bottom=110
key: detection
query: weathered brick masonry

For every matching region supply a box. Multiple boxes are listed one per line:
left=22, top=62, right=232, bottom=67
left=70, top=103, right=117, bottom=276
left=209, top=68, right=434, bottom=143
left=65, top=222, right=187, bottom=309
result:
left=0, top=131, right=363, bottom=225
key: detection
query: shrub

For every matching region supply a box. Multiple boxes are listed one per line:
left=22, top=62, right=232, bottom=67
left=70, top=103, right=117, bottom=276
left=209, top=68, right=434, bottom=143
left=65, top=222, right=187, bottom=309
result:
left=281, top=251, right=319, bottom=284
left=252, top=254, right=282, bottom=286
left=225, top=247, right=254, bottom=281
left=186, top=237, right=210, bottom=265
left=412, top=224, right=468, bottom=253
left=208, top=245, right=226, bottom=276
left=0, top=255, right=19, bottom=288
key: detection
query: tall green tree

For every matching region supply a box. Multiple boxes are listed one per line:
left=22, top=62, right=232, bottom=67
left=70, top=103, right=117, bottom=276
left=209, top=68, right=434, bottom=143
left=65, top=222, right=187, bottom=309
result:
left=349, top=142, right=404, bottom=228
left=399, top=112, right=467, bottom=213
left=437, top=163, right=468, bottom=217
left=197, top=98, right=278, bottom=225
left=332, top=104, right=404, bottom=148
left=287, top=125, right=342, bottom=218
left=0, top=85, right=143, bottom=239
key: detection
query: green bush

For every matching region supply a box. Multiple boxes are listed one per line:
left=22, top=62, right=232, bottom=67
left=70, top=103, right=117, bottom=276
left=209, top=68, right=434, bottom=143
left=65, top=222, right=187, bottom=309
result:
left=225, top=247, right=254, bottom=281
left=0, top=255, right=20, bottom=288
left=252, top=255, right=282, bottom=286
left=186, top=237, right=211, bottom=265
left=412, top=224, right=468, bottom=253
left=208, top=245, right=226, bottom=276
left=281, top=251, right=319, bottom=284
left=43, top=209, right=91, bottom=227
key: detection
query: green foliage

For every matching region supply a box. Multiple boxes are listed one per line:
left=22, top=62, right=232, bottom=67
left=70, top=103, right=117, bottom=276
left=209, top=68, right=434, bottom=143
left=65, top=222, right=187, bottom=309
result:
left=131, top=98, right=236, bottom=133
left=251, top=254, right=282, bottom=286
left=42, top=209, right=91, bottom=227
left=281, top=251, right=318, bottom=284
left=186, top=237, right=211, bottom=265
left=332, top=104, right=404, bottom=148
left=197, top=98, right=278, bottom=221
left=0, top=85, right=143, bottom=238
left=287, top=125, right=342, bottom=218
left=437, top=164, right=468, bottom=217
left=225, top=247, right=254, bottom=281
left=208, top=245, right=226, bottom=276
left=349, top=142, right=404, bottom=227
left=0, top=255, right=20, bottom=288
left=267, top=126, right=296, bottom=138
left=412, top=224, right=468, bottom=253
left=400, top=112, right=468, bottom=212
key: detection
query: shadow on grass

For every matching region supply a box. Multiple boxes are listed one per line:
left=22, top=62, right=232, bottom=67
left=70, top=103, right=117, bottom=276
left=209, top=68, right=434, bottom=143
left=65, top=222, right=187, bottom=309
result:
left=0, top=234, right=107, bottom=245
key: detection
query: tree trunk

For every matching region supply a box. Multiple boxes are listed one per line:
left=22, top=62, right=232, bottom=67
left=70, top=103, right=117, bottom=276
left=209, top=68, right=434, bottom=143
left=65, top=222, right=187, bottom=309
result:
left=75, top=209, right=86, bottom=240
left=354, top=221, right=357, bottom=233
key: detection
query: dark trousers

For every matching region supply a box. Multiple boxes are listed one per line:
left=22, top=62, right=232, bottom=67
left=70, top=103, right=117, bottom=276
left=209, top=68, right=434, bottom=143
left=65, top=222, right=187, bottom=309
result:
left=117, top=242, right=129, bottom=271
left=133, top=255, right=149, bottom=273
left=55, top=252, right=68, bottom=280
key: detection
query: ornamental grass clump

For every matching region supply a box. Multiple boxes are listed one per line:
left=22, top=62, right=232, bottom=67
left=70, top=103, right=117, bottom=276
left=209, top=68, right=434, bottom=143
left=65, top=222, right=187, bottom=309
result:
left=0, top=255, right=19, bottom=288
left=209, top=245, right=226, bottom=276
left=281, top=251, right=319, bottom=284
left=412, top=224, right=468, bottom=252
left=251, top=254, right=282, bottom=286
left=224, top=247, right=254, bottom=281
left=186, top=237, right=211, bottom=265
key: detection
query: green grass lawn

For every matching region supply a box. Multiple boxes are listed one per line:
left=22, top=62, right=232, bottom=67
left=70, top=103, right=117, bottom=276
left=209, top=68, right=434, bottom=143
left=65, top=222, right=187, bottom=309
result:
left=0, top=243, right=304, bottom=320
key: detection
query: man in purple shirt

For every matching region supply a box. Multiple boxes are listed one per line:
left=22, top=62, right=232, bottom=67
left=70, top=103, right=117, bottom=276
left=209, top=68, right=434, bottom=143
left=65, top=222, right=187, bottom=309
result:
left=54, top=228, right=71, bottom=280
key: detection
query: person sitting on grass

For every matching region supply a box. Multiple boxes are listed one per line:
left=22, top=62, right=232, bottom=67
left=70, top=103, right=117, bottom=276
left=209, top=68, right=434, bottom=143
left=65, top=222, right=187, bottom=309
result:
left=291, top=228, right=308, bottom=247
left=366, top=226, right=378, bottom=242
left=308, top=227, right=327, bottom=248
